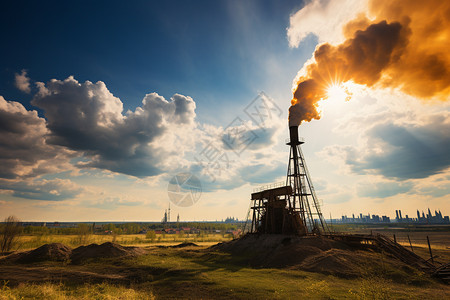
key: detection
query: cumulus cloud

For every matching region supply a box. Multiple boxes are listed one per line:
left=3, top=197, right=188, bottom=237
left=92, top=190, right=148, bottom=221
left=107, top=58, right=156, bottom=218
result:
left=287, top=0, right=368, bottom=47
left=3, top=75, right=285, bottom=200
left=14, top=70, right=31, bottom=93
left=329, top=113, right=450, bottom=180
left=32, top=77, right=197, bottom=177
left=0, top=96, right=74, bottom=179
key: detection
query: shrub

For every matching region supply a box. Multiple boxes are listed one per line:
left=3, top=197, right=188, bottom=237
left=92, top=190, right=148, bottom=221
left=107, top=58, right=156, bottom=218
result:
left=0, top=215, right=22, bottom=253
left=146, top=230, right=156, bottom=242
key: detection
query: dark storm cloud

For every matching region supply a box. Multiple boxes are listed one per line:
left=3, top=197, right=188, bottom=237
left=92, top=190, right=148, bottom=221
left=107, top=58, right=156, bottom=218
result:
left=345, top=114, right=450, bottom=180
left=32, top=77, right=196, bottom=177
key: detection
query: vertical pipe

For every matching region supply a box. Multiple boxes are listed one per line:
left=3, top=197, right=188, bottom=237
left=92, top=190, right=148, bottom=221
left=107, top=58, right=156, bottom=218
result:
left=407, top=234, right=413, bottom=252
left=427, top=236, right=433, bottom=264
left=330, top=213, right=333, bottom=233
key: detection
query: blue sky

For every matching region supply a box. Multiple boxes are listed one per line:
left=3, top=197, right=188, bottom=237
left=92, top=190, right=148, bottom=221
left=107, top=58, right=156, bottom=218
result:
left=1, top=0, right=311, bottom=123
left=1, top=0, right=449, bottom=221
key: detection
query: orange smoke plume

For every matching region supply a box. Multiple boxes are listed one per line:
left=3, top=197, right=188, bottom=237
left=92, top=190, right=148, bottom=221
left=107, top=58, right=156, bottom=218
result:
left=290, top=0, right=450, bottom=126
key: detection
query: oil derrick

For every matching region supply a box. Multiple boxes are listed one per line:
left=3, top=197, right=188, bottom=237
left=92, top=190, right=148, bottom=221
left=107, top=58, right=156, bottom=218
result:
left=286, top=125, right=328, bottom=234
left=249, top=126, right=328, bottom=235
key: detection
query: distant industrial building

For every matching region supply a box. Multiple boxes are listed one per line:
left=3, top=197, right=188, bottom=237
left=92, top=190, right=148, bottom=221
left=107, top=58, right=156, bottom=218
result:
left=340, top=208, right=449, bottom=224
left=341, top=213, right=390, bottom=224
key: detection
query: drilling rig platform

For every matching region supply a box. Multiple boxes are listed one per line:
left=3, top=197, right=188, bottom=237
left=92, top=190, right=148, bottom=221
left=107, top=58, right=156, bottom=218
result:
left=249, top=125, right=328, bottom=236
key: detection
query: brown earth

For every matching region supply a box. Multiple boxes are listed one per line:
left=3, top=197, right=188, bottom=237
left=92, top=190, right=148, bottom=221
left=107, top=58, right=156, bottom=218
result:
left=0, top=238, right=441, bottom=288
left=0, top=242, right=146, bottom=265
left=157, top=242, right=199, bottom=249
left=211, top=234, right=423, bottom=279
left=0, top=242, right=154, bottom=287
left=70, top=242, right=146, bottom=264
left=1, top=243, right=72, bottom=264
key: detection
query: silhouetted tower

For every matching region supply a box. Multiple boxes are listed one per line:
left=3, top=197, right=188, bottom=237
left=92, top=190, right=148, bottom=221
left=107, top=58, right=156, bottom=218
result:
left=168, top=203, right=171, bottom=222
left=286, top=126, right=328, bottom=234
left=162, top=210, right=168, bottom=223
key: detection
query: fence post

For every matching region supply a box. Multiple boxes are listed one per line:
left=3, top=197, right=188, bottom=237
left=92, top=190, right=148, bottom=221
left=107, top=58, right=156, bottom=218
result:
left=393, top=234, right=396, bottom=243
left=407, top=234, right=413, bottom=252
left=426, top=236, right=433, bottom=264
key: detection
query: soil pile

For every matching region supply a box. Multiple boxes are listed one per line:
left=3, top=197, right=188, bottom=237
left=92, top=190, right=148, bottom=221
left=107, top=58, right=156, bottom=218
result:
left=0, top=242, right=146, bottom=265
left=71, top=242, right=146, bottom=264
left=211, top=234, right=412, bottom=278
left=2, top=243, right=72, bottom=264
left=172, top=242, right=199, bottom=248
left=158, top=242, right=199, bottom=249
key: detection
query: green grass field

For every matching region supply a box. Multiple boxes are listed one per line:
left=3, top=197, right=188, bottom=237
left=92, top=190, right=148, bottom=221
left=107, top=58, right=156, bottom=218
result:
left=1, top=227, right=449, bottom=299
left=1, top=243, right=450, bottom=299
left=11, top=233, right=232, bottom=251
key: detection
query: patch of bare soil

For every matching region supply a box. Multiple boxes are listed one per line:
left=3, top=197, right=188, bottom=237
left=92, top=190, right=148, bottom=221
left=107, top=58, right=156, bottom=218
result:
left=0, top=242, right=147, bottom=266
left=0, top=265, right=129, bottom=286
left=211, top=234, right=420, bottom=279
left=71, top=242, right=146, bottom=264
left=0, top=242, right=152, bottom=286
left=1, top=243, right=72, bottom=264
left=158, top=242, right=199, bottom=249
left=295, top=248, right=366, bottom=277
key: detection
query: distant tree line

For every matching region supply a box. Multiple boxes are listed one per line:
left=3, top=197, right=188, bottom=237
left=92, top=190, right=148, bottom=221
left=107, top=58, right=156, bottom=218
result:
left=19, top=221, right=244, bottom=235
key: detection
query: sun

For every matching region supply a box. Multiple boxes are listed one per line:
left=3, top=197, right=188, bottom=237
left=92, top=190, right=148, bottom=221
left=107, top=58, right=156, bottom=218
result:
left=326, top=83, right=351, bottom=101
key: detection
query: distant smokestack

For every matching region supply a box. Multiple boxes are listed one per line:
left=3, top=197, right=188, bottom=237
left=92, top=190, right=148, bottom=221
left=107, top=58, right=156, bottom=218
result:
left=289, top=125, right=299, bottom=145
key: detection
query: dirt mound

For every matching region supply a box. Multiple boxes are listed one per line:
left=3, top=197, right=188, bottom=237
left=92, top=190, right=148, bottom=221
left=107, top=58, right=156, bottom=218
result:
left=4, top=243, right=72, bottom=264
left=211, top=234, right=414, bottom=278
left=296, top=248, right=366, bottom=277
left=172, top=242, right=199, bottom=248
left=71, top=242, right=145, bottom=264
left=158, top=242, right=199, bottom=249
left=212, top=234, right=352, bottom=268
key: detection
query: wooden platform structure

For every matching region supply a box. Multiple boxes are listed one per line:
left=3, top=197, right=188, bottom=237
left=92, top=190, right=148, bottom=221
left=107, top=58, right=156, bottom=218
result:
left=250, top=185, right=308, bottom=235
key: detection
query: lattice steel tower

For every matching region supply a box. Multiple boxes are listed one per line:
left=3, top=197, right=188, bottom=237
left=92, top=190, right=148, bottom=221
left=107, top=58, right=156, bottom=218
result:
left=286, top=125, right=328, bottom=235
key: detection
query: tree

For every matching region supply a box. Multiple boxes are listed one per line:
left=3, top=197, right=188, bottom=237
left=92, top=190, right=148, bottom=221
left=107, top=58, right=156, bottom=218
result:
left=146, top=230, right=156, bottom=242
left=0, top=215, right=22, bottom=253
left=75, top=223, right=92, bottom=245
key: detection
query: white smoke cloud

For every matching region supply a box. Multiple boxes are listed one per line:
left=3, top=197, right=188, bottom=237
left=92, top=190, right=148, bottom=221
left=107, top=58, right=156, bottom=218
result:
left=14, top=70, right=31, bottom=93
left=287, top=0, right=368, bottom=47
